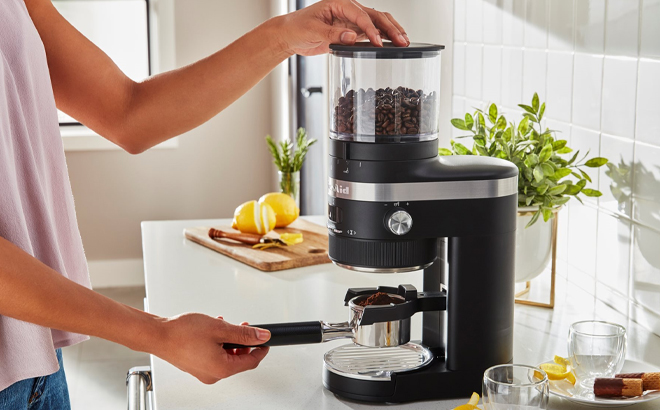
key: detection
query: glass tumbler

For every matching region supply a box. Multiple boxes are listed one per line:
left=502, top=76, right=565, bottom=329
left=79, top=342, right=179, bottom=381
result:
left=568, top=320, right=627, bottom=389
left=483, top=364, right=549, bottom=410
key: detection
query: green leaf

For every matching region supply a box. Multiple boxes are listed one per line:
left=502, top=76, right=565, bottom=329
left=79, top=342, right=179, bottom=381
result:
left=503, top=127, right=512, bottom=142
left=451, top=118, right=469, bottom=131
left=532, top=93, right=540, bottom=112
left=524, top=153, right=539, bottom=168
left=552, top=140, right=567, bottom=150
left=585, top=157, right=608, bottom=167
left=518, top=116, right=530, bottom=135
left=465, top=113, right=474, bottom=130
left=496, top=116, right=507, bottom=130
left=548, top=184, right=567, bottom=195
left=567, top=150, right=580, bottom=165
left=477, top=112, right=486, bottom=130
left=489, top=103, right=498, bottom=123
left=582, top=188, right=603, bottom=197
left=564, top=184, right=582, bottom=195
left=539, top=144, right=553, bottom=162
left=438, top=148, right=453, bottom=156
left=538, top=102, right=546, bottom=121
left=556, top=146, right=573, bottom=154
left=452, top=141, right=471, bottom=155
left=519, top=104, right=536, bottom=115
left=524, top=167, right=534, bottom=181
left=577, top=179, right=587, bottom=188
left=475, top=144, right=489, bottom=156
left=474, top=135, right=487, bottom=146
left=523, top=113, right=538, bottom=123
left=525, top=210, right=541, bottom=228
left=541, top=162, right=555, bottom=176
left=536, top=184, right=549, bottom=194
left=579, top=169, right=592, bottom=183
left=525, top=195, right=535, bottom=206
left=542, top=207, right=553, bottom=222
left=533, top=166, right=545, bottom=182
left=553, top=168, right=572, bottom=179
left=551, top=196, right=571, bottom=206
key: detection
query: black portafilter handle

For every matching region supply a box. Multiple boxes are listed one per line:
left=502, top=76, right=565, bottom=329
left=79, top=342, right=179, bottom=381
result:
left=222, top=321, right=322, bottom=350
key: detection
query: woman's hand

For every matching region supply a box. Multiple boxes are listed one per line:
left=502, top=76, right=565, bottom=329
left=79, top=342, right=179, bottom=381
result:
left=276, top=0, right=410, bottom=56
left=153, top=313, right=270, bottom=384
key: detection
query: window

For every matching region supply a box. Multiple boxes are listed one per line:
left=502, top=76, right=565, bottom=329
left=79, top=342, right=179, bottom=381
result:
left=53, top=0, right=150, bottom=126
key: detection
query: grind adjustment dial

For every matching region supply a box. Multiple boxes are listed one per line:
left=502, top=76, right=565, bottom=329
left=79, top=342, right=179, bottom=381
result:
left=386, top=209, right=413, bottom=235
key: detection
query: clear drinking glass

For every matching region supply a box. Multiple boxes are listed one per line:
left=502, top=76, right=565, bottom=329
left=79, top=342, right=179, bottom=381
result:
left=483, top=364, right=549, bottom=410
left=568, top=320, right=627, bottom=389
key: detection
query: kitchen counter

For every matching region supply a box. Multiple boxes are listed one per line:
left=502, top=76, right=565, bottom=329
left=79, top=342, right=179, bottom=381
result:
left=142, top=217, right=660, bottom=409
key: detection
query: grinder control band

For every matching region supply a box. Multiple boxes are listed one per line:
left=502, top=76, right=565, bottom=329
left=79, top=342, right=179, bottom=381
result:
left=328, top=176, right=518, bottom=202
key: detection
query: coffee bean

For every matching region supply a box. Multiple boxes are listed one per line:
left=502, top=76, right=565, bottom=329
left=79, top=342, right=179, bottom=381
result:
left=333, top=86, right=437, bottom=137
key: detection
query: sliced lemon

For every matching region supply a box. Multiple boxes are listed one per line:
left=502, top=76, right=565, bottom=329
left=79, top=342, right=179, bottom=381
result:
left=467, top=392, right=480, bottom=406
left=539, top=363, right=571, bottom=380
left=453, top=392, right=480, bottom=410
left=232, top=200, right=276, bottom=235
left=553, top=355, right=571, bottom=368
left=259, top=192, right=300, bottom=228
left=280, top=233, right=303, bottom=245
left=565, top=370, right=577, bottom=385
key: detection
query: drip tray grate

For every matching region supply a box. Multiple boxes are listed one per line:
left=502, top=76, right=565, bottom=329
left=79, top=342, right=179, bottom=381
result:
left=323, top=343, right=433, bottom=381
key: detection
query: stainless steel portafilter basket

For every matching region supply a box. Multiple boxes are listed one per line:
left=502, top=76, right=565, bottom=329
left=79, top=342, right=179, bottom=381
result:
left=349, top=294, right=410, bottom=347
left=223, top=293, right=409, bottom=350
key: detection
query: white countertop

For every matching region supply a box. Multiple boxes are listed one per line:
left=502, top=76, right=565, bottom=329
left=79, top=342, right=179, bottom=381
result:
left=142, top=216, right=660, bottom=410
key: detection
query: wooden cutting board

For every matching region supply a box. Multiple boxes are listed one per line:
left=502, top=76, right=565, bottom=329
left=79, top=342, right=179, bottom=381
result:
left=184, top=219, right=331, bottom=272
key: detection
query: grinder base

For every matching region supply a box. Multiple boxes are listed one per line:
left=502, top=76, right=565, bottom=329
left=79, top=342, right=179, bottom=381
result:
left=323, top=345, right=495, bottom=403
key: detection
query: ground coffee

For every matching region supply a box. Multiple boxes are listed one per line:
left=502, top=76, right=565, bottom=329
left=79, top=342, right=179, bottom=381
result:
left=357, top=292, right=403, bottom=307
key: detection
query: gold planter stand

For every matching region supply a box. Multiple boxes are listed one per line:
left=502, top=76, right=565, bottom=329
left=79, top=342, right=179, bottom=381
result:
left=514, top=212, right=558, bottom=309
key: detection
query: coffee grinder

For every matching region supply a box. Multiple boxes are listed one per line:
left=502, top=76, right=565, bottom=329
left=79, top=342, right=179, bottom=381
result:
left=223, top=43, right=518, bottom=403
left=322, top=42, right=518, bottom=402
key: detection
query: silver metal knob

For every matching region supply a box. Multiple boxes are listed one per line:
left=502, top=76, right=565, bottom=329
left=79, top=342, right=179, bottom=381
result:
left=387, top=210, right=413, bottom=235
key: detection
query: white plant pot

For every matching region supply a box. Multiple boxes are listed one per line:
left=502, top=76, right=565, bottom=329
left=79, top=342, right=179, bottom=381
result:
left=514, top=206, right=558, bottom=283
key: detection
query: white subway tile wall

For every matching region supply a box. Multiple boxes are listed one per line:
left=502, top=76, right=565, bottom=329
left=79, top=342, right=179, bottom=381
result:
left=452, top=0, right=660, bottom=336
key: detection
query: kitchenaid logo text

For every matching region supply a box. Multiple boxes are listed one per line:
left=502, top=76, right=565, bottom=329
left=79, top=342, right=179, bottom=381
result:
left=329, top=183, right=350, bottom=195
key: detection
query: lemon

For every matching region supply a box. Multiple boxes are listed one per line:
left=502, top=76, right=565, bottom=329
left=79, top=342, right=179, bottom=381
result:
left=565, top=370, right=577, bottom=385
left=553, top=355, right=571, bottom=368
left=258, top=192, right=300, bottom=228
left=280, top=233, right=303, bottom=245
left=552, top=355, right=576, bottom=384
left=453, top=392, right=480, bottom=410
left=231, top=200, right=276, bottom=235
left=539, top=363, right=571, bottom=381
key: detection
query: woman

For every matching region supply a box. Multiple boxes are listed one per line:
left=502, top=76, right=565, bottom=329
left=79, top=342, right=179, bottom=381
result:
left=0, top=0, right=408, bottom=408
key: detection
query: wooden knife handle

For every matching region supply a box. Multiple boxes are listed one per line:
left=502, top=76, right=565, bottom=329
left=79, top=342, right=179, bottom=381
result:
left=208, top=228, right=262, bottom=245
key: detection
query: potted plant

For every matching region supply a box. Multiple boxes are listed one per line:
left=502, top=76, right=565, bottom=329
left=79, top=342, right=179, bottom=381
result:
left=441, top=93, right=608, bottom=285
left=266, top=127, right=316, bottom=208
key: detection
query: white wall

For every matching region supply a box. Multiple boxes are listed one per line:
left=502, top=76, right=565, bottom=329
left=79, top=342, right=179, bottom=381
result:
left=65, top=0, right=277, bottom=287
left=453, top=0, right=660, bottom=337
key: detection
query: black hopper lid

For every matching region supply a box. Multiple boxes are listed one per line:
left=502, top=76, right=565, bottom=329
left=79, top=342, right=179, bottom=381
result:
left=330, top=42, right=444, bottom=59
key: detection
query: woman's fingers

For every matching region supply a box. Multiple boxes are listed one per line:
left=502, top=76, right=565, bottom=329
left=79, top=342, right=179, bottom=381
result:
left=217, top=320, right=270, bottom=346
left=224, top=346, right=270, bottom=375
left=229, top=322, right=257, bottom=355
left=330, top=1, right=382, bottom=46
left=361, top=7, right=408, bottom=46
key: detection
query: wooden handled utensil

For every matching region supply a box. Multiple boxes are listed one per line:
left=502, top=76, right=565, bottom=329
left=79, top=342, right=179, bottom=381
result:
left=208, top=228, right=263, bottom=245
left=208, top=228, right=288, bottom=247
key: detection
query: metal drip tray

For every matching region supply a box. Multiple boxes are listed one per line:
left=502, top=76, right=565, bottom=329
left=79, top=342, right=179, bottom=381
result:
left=323, top=343, right=433, bottom=381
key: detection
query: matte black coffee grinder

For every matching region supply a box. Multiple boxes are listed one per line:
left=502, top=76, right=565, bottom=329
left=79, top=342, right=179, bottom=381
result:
left=323, top=42, right=518, bottom=402
left=223, top=43, right=518, bottom=403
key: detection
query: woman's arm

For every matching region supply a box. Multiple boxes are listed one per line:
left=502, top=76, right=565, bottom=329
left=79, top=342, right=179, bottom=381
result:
left=25, top=0, right=408, bottom=154
left=0, top=236, right=269, bottom=384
